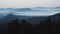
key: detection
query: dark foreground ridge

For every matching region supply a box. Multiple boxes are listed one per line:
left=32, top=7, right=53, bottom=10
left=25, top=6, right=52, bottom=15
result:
left=0, top=13, right=60, bottom=34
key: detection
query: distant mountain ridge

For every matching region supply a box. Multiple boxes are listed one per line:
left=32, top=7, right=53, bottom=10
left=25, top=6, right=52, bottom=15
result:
left=14, top=8, right=33, bottom=12
left=0, top=13, right=60, bottom=24
left=0, top=14, right=47, bottom=24
left=0, top=7, right=60, bottom=11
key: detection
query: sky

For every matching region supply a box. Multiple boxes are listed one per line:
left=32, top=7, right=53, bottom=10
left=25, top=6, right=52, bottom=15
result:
left=0, top=0, right=60, bottom=8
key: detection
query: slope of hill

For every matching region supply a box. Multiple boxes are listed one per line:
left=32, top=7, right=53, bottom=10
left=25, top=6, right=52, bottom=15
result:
left=48, top=13, right=60, bottom=23
left=0, top=14, right=47, bottom=24
left=0, top=13, right=60, bottom=24
left=0, top=14, right=16, bottom=23
left=0, top=13, right=9, bottom=19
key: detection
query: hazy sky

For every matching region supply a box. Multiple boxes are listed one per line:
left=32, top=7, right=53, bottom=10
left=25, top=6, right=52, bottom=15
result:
left=0, top=0, right=60, bottom=8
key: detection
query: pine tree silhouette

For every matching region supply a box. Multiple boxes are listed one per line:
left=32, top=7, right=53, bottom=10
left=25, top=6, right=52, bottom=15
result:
left=26, top=21, right=32, bottom=34
left=9, top=18, right=20, bottom=34
left=39, top=20, right=44, bottom=34
left=39, top=19, right=48, bottom=34
left=20, top=19, right=28, bottom=34
left=56, top=19, right=60, bottom=33
left=20, top=19, right=32, bottom=34
left=58, top=19, right=60, bottom=24
left=45, top=17, right=52, bottom=34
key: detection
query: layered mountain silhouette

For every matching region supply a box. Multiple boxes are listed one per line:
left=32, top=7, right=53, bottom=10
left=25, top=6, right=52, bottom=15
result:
left=0, top=14, right=47, bottom=24
left=0, top=13, right=60, bottom=24
left=0, top=13, right=60, bottom=34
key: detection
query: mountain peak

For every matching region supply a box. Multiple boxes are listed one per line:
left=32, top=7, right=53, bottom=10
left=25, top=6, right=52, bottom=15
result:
left=0, top=14, right=17, bottom=23
left=1, top=14, right=16, bottom=19
left=7, top=14, right=14, bottom=16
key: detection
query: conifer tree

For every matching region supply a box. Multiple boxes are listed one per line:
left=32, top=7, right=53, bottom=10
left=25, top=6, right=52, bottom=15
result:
left=9, top=18, right=20, bottom=34
left=45, top=17, right=52, bottom=33
left=20, top=19, right=27, bottom=34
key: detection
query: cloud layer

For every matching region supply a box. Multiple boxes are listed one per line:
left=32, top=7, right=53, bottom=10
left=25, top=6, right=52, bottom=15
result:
left=13, top=11, right=60, bottom=16
left=0, top=7, right=60, bottom=16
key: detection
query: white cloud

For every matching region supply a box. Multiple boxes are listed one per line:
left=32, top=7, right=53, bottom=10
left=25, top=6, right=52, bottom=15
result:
left=0, top=10, right=13, bottom=13
left=0, top=11, right=9, bottom=13
left=13, top=11, right=60, bottom=16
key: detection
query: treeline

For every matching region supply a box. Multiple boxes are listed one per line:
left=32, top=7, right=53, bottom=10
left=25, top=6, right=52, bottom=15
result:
left=1, top=17, right=60, bottom=34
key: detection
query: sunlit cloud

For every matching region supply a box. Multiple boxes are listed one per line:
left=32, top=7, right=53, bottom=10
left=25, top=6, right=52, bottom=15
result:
left=0, top=8, right=60, bottom=16
left=13, top=11, right=60, bottom=16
